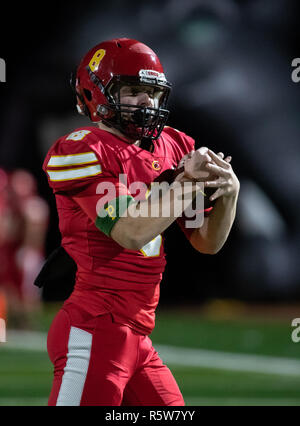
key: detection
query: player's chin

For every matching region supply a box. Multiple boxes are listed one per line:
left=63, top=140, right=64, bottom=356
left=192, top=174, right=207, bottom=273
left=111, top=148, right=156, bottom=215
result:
left=121, top=124, right=143, bottom=143
left=124, top=122, right=151, bottom=140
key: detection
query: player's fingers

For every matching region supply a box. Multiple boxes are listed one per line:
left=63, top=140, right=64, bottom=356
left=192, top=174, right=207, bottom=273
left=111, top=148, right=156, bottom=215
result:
left=224, top=156, right=232, bottom=163
left=194, top=151, right=211, bottom=163
left=205, top=162, right=229, bottom=177
left=208, top=149, right=231, bottom=168
left=209, top=188, right=226, bottom=201
left=217, top=152, right=224, bottom=159
left=177, top=151, right=193, bottom=168
left=204, top=179, right=227, bottom=188
left=209, top=187, right=223, bottom=201
left=194, top=147, right=212, bottom=163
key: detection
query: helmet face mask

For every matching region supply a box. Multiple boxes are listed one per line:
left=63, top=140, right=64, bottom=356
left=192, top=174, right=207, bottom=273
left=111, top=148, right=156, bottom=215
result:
left=99, top=77, right=171, bottom=140
left=73, top=38, right=172, bottom=141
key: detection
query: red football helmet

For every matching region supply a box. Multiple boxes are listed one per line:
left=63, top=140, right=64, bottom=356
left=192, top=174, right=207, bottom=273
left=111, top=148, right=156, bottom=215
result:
left=71, top=38, right=172, bottom=141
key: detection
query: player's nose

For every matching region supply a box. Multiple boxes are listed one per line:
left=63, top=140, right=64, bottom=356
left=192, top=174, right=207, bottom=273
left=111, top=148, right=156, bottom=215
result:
left=137, top=92, right=153, bottom=108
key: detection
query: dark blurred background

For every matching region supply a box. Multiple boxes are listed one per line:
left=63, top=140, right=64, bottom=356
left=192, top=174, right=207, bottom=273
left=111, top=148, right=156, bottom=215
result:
left=1, top=0, right=300, bottom=308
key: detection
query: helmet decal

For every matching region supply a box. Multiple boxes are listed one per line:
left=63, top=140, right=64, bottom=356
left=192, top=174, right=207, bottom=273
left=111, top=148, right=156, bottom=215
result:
left=138, top=69, right=167, bottom=85
left=88, top=49, right=106, bottom=73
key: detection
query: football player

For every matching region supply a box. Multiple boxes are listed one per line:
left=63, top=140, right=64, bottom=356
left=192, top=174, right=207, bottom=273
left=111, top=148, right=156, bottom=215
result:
left=0, top=168, right=48, bottom=318
left=43, top=38, right=239, bottom=406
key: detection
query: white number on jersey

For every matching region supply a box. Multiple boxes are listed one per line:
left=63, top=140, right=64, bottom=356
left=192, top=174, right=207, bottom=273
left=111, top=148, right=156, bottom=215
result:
left=140, top=235, right=162, bottom=257
left=66, top=130, right=91, bottom=141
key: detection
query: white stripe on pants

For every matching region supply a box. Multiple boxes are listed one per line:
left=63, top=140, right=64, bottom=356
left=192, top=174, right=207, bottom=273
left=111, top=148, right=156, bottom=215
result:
left=56, top=327, right=92, bottom=406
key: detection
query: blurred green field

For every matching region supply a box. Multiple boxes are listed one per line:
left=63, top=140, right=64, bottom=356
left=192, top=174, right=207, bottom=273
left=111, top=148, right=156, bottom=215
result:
left=0, top=303, right=300, bottom=406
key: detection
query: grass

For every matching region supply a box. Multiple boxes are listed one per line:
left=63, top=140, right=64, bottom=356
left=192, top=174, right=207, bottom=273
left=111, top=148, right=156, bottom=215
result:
left=0, top=348, right=51, bottom=406
left=1, top=303, right=300, bottom=406
left=175, top=367, right=300, bottom=405
left=152, top=308, right=300, bottom=359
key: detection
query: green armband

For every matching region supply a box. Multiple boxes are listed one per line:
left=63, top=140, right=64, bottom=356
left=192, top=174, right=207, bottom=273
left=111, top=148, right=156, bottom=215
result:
left=95, top=195, right=135, bottom=237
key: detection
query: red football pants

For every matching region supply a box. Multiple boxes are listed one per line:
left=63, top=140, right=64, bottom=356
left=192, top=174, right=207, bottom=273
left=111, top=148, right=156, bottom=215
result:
left=47, top=304, right=184, bottom=406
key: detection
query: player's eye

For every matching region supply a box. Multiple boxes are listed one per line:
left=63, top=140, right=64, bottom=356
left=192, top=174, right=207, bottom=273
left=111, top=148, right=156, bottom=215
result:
left=129, top=87, right=155, bottom=97
left=130, top=88, right=140, bottom=96
left=146, top=90, right=155, bottom=98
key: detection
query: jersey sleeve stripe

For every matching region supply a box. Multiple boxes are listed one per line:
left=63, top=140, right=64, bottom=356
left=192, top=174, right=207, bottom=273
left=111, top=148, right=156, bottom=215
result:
left=47, top=164, right=102, bottom=181
left=48, top=152, right=98, bottom=167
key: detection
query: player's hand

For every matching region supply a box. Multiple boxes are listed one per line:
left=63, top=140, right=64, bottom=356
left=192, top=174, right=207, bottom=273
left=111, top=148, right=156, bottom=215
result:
left=174, top=150, right=194, bottom=182
left=182, top=147, right=213, bottom=181
left=203, top=149, right=240, bottom=201
left=176, top=150, right=194, bottom=170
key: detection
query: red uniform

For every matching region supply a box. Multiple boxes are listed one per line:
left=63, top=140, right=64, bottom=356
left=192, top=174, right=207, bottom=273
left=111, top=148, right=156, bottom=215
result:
left=0, top=169, right=48, bottom=307
left=44, top=125, right=194, bottom=405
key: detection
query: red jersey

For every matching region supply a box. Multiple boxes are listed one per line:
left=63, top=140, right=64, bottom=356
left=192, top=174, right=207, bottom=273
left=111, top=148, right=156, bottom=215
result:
left=43, top=126, right=194, bottom=334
